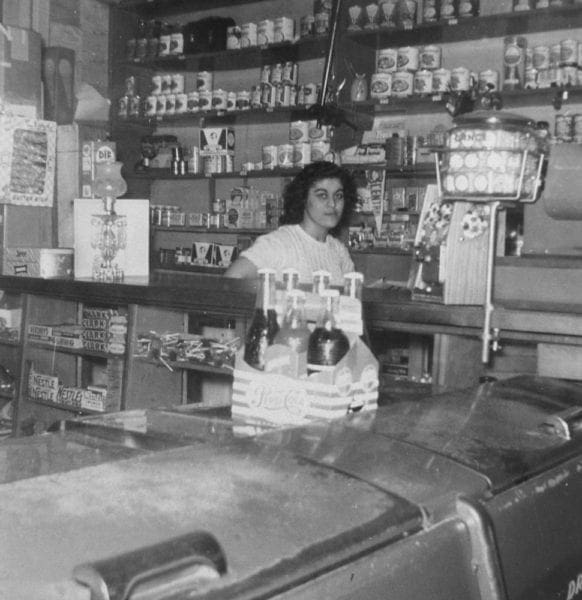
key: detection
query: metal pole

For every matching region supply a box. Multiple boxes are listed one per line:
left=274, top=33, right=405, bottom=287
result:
left=482, top=201, right=500, bottom=364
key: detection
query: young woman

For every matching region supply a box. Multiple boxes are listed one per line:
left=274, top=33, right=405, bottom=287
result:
left=224, top=161, right=357, bottom=285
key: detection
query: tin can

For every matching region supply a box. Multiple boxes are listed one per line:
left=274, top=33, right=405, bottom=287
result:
left=478, top=69, right=499, bottom=92
left=175, top=92, right=187, bottom=114
left=289, top=120, right=309, bottom=142
left=198, top=90, right=212, bottom=111
left=189, top=146, right=200, bottom=174
left=314, top=11, right=329, bottom=34
left=282, top=61, right=298, bottom=84
left=170, top=31, right=184, bottom=55
left=560, top=39, right=578, bottom=66
left=513, top=0, right=532, bottom=9
left=151, top=75, right=162, bottom=95
left=277, top=143, right=294, bottom=168
left=240, top=22, right=257, bottom=47
left=257, top=19, right=275, bottom=45
left=250, top=85, right=262, bottom=108
left=555, top=113, right=573, bottom=141
left=158, top=32, right=171, bottom=57
left=165, top=93, right=176, bottom=115
left=419, top=45, right=441, bottom=70
left=236, top=90, right=251, bottom=110
left=370, top=72, right=392, bottom=99
left=391, top=71, right=413, bottom=97
left=549, top=43, right=561, bottom=67
left=292, top=142, right=311, bottom=167
left=432, top=68, right=451, bottom=93
left=537, top=69, right=552, bottom=89
left=274, top=16, right=294, bottom=42
left=187, top=91, right=200, bottom=113
left=270, top=63, right=283, bottom=84
left=226, top=91, right=237, bottom=111
left=310, top=140, right=331, bottom=162
left=145, top=95, right=157, bottom=117
left=439, top=0, right=457, bottom=21
left=260, top=64, right=272, bottom=84
left=155, top=95, right=166, bottom=117
left=532, top=45, right=550, bottom=70
left=171, top=73, right=184, bottom=94
left=413, top=70, right=433, bottom=95
left=262, top=145, right=278, bottom=170
left=300, top=14, right=315, bottom=36
left=573, top=114, right=582, bottom=140
left=458, top=0, right=478, bottom=17
left=197, top=71, right=213, bottom=92
left=561, top=65, right=578, bottom=87
left=161, top=74, right=173, bottom=94
left=451, top=66, right=471, bottom=91
left=211, top=89, right=228, bottom=111
left=422, top=0, right=438, bottom=22
left=226, top=25, right=241, bottom=50
left=397, top=46, right=419, bottom=72
left=261, top=82, right=277, bottom=108
left=275, top=83, right=292, bottom=107
left=376, top=48, right=398, bottom=73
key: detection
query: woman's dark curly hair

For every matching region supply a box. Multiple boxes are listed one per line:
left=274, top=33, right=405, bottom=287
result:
left=279, top=161, right=357, bottom=237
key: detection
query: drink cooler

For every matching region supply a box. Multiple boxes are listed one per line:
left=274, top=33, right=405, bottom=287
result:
left=1, top=376, right=582, bottom=600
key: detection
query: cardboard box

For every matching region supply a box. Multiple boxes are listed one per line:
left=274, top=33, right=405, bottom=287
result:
left=0, top=247, right=73, bottom=278
left=199, top=127, right=235, bottom=154
left=80, top=140, right=116, bottom=198
left=232, top=337, right=379, bottom=427
left=0, top=116, right=56, bottom=206
left=73, top=198, right=149, bottom=278
left=0, top=25, right=42, bottom=118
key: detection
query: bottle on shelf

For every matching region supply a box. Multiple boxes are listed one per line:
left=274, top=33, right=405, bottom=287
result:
left=243, top=268, right=279, bottom=370
left=273, top=289, right=311, bottom=354
left=307, top=289, right=350, bottom=374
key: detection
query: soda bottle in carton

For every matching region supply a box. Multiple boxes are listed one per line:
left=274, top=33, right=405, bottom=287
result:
left=243, top=268, right=279, bottom=370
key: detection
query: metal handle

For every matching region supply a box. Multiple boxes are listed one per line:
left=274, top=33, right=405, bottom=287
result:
left=73, top=531, right=227, bottom=600
left=540, top=407, right=582, bottom=441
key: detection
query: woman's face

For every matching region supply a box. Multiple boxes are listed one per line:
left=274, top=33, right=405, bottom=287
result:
left=302, top=177, right=345, bottom=238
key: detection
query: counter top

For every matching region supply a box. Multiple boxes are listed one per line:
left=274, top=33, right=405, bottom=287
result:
left=0, top=271, right=581, bottom=343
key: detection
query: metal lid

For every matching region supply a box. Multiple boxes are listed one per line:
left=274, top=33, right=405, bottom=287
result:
left=453, top=110, right=536, bottom=130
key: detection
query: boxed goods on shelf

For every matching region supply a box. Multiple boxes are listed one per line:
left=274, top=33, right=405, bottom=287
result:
left=0, top=247, right=73, bottom=278
left=80, top=140, right=116, bottom=199
left=27, top=322, right=84, bottom=349
left=28, top=361, right=122, bottom=412
left=199, top=127, right=235, bottom=154
left=81, top=307, right=127, bottom=355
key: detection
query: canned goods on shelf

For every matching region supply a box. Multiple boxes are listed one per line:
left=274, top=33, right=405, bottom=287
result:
left=236, top=90, right=251, bottom=110
left=240, top=22, right=257, bottom=47
left=432, top=68, right=451, bottom=93
left=262, top=145, right=278, bottom=170
left=376, top=48, right=398, bottom=73
left=161, top=74, right=173, bottom=94
left=257, top=19, right=275, bottom=45
left=270, top=63, right=283, bottom=84
left=196, top=71, right=213, bottom=92
left=413, top=70, right=433, bottom=95
left=391, top=71, right=413, bottom=97
left=187, top=91, right=200, bottom=113
left=198, top=90, right=212, bottom=111
left=397, top=46, right=419, bottom=72
left=419, top=45, right=442, bottom=70
left=171, top=73, right=184, bottom=94
left=226, top=25, right=241, bottom=50
left=165, top=93, right=176, bottom=115
left=370, top=73, right=392, bottom=99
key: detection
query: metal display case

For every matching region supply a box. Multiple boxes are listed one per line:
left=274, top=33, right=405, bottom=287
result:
left=1, top=375, right=581, bottom=600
